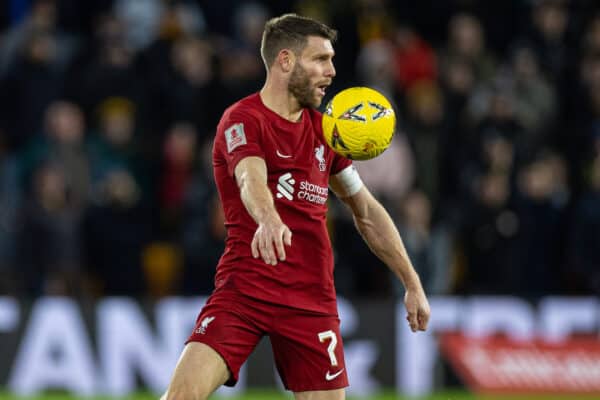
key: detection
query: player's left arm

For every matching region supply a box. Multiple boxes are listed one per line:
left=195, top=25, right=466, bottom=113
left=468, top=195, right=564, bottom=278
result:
left=330, top=171, right=430, bottom=332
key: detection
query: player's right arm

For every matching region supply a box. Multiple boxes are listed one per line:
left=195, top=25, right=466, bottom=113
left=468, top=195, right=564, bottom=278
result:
left=234, top=156, right=292, bottom=266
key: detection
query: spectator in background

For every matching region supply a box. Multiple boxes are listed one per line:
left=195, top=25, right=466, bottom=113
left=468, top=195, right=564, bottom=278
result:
left=467, top=47, right=556, bottom=157
left=18, top=101, right=90, bottom=211
left=441, top=58, right=476, bottom=119
left=356, top=39, right=397, bottom=101
left=1, top=29, right=67, bottom=150
left=581, top=14, right=600, bottom=55
left=352, top=0, right=394, bottom=45
left=0, top=139, right=22, bottom=295
left=233, top=2, right=269, bottom=51
left=159, top=122, right=200, bottom=236
left=525, top=0, right=570, bottom=82
left=459, top=132, right=516, bottom=219
left=17, top=162, right=82, bottom=296
left=568, top=153, right=600, bottom=294
left=437, top=58, right=477, bottom=207
left=293, top=0, right=330, bottom=25
left=139, top=0, right=206, bottom=76
left=392, top=24, right=438, bottom=93
left=87, top=96, right=152, bottom=202
left=458, top=125, right=519, bottom=294
left=113, top=0, right=165, bottom=52
left=567, top=51, right=600, bottom=192
left=83, top=169, right=151, bottom=296
left=510, top=45, right=557, bottom=149
left=215, top=2, right=269, bottom=105
left=137, top=0, right=210, bottom=137
left=173, top=134, right=223, bottom=295
left=512, top=150, right=568, bottom=296
left=467, top=74, right=525, bottom=160
left=75, top=14, right=144, bottom=121
left=439, top=13, right=496, bottom=86
left=403, top=80, right=448, bottom=214
left=162, top=36, right=220, bottom=139
left=395, top=189, right=451, bottom=295
left=180, top=190, right=225, bottom=295
left=460, top=171, right=519, bottom=294
left=0, top=0, right=78, bottom=77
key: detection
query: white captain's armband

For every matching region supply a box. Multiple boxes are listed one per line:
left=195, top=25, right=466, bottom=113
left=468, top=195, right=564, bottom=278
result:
left=329, top=165, right=363, bottom=198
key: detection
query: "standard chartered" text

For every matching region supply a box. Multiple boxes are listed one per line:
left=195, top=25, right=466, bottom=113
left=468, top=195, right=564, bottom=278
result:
left=298, top=180, right=328, bottom=204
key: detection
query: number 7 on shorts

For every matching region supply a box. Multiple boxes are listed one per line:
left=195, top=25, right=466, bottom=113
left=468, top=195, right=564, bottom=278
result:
left=318, top=329, right=338, bottom=366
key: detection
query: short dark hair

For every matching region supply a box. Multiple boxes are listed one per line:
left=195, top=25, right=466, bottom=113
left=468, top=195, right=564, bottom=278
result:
left=260, top=13, right=337, bottom=69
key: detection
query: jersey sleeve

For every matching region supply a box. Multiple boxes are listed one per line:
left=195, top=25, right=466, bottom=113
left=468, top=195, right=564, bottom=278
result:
left=330, top=152, right=353, bottom=175
left=217, top=110, right=264, bottom=177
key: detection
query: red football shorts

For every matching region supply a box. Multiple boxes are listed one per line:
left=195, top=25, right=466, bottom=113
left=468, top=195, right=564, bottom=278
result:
left=186, top=290, right=348, bottom=392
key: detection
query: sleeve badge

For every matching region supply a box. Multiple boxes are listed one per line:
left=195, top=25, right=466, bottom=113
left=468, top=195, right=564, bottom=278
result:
left=225, top=123, right=247, bottom=153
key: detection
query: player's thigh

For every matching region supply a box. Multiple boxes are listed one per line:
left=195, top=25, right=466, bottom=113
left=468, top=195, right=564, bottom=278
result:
left=162, top=342, right=229, bottom=399
left=271, top=313, right=348, bottom=392
left=186, top=295, right=265, bottom=386
left=294, top=388, right=345, bottom=400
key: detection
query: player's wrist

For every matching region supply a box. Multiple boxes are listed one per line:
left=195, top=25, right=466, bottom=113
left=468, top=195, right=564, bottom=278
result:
left=257, top=210, right=282, bottom=226
left=400, top=270, right=424, bottom=292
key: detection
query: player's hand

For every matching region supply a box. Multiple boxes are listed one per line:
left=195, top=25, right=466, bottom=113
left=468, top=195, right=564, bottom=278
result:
left=251, top=216, right=292, bottom=266
left=404, top=287, right=430, bottom=332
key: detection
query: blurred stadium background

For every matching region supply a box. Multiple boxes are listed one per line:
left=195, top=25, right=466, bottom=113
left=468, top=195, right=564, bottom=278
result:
left=1, top=0, right=600, bottom=399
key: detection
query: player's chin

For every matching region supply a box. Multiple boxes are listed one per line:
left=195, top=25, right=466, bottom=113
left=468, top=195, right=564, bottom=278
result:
left=312, top=93, right=325, bottom=108
left=299, top=92, right=323, bottom=109
left=303, top=97, right=322, bottom=109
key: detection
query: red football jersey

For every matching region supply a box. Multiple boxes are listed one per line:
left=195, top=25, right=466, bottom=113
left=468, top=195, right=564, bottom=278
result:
left=212, top=93, right=352, bottom=314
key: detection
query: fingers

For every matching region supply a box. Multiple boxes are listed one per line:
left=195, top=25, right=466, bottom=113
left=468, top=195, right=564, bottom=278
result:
left=418, top=309, right=430, bottom=331
left=260, top=235, right=277, bottom=265
left=253, top=224, right=292, bottom=266
left=251, top=236, right=259, bottom=259
left=405, top=293, right=430, bottom=333
left=274, top=227, right=292, bottom=261
left=252, top=231, right=276, bottom=264
left=408, top=310, right=429, bottom=331
left=274, top=234, right=286, bottom=263
left=283, top=228, right=292, bottom=246
left=406, top=312, right=419, bottom=333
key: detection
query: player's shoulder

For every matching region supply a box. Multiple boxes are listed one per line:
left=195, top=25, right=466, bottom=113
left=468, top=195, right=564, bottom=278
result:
left=214, top=94, right=263, bottom=156
left=221, top=93, right=263, bottom=124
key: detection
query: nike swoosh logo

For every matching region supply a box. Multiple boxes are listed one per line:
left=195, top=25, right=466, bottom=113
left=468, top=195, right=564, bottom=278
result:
left=325, top=368, right=345, bottom=381
left=276, top=150, right=292, bottom=158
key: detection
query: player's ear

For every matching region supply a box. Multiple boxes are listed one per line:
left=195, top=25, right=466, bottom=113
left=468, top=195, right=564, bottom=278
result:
left=277, top=49, right=295, bottom=73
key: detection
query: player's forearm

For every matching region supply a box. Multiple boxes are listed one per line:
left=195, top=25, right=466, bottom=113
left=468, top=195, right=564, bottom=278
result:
left=239, top=176, right=281, bottom=225
left=235, top=157, right=282, bottom=225
left=353, top=200, right=422, bottom=290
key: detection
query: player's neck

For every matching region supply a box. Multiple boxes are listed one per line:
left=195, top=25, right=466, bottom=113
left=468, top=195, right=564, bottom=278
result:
left=260, top=81, right=303, bottom=122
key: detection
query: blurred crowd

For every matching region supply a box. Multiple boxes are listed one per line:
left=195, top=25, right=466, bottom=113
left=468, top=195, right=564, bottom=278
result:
left=0, top=0, right=599, bottom=300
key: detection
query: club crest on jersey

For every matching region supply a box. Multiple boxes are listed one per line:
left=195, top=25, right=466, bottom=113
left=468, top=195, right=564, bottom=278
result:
left=225, top=123, right=246, bottom=153
left=315, top=145, right=326, bottom=172
left=196, top=316, right=215, bottom=334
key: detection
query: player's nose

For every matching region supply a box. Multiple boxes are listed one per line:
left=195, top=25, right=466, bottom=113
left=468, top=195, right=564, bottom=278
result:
left=325, top=61, right=336, bottom=78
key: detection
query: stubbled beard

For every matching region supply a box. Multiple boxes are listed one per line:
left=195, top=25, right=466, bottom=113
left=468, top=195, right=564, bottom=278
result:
left=288, top=62, right=319, bottom=109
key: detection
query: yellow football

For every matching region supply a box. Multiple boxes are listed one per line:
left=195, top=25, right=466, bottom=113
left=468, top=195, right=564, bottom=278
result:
left=322, top=87, right=396, bottom=160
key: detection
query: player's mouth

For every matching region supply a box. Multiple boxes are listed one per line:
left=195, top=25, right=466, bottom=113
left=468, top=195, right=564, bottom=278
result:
left=316, top=83, right=330, bottom=97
